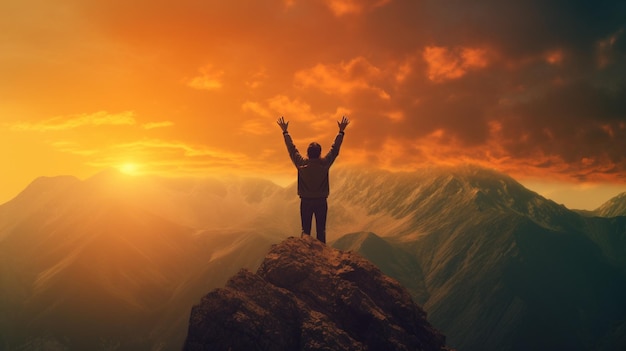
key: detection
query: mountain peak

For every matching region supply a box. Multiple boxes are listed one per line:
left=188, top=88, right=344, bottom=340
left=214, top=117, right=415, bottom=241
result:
left=183, top=236, right=449, bottom=351
left=1, top=175, right=80, bottom=210
left=330, top=165, right=574, bottom=237
left=594, top=191, right=626, bottom=217
left=20, top=174, right=80, bottom=195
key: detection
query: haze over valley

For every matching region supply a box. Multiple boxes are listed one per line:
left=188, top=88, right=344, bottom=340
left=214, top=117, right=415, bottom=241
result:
left=1, top=165, right=626, bottom=350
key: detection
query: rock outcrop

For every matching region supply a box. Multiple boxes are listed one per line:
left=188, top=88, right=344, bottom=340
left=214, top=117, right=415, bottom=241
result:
left=183, top=236, right=448, bottom=351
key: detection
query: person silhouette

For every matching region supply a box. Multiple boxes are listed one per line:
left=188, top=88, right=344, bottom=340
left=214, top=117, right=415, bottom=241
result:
left=277, top=116, right=350, bottom=244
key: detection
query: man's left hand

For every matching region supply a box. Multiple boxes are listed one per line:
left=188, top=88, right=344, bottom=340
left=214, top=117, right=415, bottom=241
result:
left=277, top=116, right=289, bottom=133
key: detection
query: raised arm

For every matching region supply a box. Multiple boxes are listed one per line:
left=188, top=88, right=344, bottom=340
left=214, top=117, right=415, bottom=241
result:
left=325, top=116, right=350, bottom=165
left=277, top=116, right=305, bottom=167
left=277, top=116, right=289, bottom=133
left=338, top=115, right=350, bottom=133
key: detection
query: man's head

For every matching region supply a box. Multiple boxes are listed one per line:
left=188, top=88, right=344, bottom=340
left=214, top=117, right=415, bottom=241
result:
left=307, top=142, right=322, bottom=159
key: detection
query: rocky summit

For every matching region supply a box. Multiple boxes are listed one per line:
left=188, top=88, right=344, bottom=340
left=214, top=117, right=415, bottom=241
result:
left=183, top=236, right=448, bottom=351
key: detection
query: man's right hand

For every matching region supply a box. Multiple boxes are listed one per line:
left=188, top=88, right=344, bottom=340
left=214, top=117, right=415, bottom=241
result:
left=277, top=116, right=289, bottom=133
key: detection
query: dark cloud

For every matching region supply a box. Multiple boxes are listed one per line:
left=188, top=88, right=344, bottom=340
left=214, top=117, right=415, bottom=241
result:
left=422, top=0, right=626, bottom=56
left=501, top=81, right=626, bottom=162
left=349, top=0, right=626, bottom=179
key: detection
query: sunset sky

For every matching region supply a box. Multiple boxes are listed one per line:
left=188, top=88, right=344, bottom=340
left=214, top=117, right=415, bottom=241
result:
left=2, top=0, right=626, bottom=209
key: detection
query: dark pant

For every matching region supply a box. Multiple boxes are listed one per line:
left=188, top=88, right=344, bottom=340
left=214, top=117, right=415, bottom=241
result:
left=300, top=197, right=328, bottom=243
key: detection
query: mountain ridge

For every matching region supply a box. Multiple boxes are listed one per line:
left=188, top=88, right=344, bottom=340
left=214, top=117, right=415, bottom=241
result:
left=594, top=191, right=626, bottom=217
left=2, top=165, right=625, bottom=350
left=328, top=168, right=626, bottom=350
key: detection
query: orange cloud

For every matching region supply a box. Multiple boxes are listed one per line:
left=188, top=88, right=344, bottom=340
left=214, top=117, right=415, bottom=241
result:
left=245, top=68, right=269, bottom=89
left=461, top=48, right=490, bottom=68
left=142, top=121, right=174, bottom=130
left=423, top=46, right=490, bottom=82
left=294, top=57, right=390, bottom=100
left=50, top=141, right=99, bottom=156
left=242, top=101, right=272, bottom=118
left=385, top=121, right=624, bottom=186
left=347, top=118, right=626, bottom=186
left=9, top=111, right=136, bottom=131
left=268, top=95, right=315, bottom=120
left=322, top=0, right=392, bottom=16
left=395, top=58, right=414, bottom=83
left=111, top=139, right=244, bottom=158
left=8, top=111, right=173, bottom=133
left=241, top=94, right=346, bottom=136
left=186, top=65, right=224, bottom=90
left=242, top=95, right=349, bottom=138
left=325, top=0, right=361, bottom=16
left=545, top=49, right=565, bottom=65
left=79, top=138, right=255, bottom=175
left=383, top=110, right=404, bottom=122
left=242, top=96, right=318, bottom=136
left=283, top=0, right=296, bottom=9
left=240, top=119, right=272, bottom=136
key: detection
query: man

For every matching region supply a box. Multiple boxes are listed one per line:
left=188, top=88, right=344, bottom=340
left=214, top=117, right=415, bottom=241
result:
left=277, top=116, right=350, bottom=243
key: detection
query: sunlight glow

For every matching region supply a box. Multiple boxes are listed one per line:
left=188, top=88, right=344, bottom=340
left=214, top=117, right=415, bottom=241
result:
left=119, top=163, right=139, bottom=175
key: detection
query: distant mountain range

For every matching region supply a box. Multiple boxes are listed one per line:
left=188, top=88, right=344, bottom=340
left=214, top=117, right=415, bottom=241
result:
left=330, top=166, right=626, bottom=351
left=0, top=171, right=282, bottom=350
left=1, top=165, right=625, bottom=350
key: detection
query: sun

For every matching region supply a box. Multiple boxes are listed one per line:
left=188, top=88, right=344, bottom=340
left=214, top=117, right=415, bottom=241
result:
left=119, top=163, right=140, bottom=175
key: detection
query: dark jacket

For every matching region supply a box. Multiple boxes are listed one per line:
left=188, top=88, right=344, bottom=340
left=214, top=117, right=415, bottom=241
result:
left=283, top=132, right=344, bottom=198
